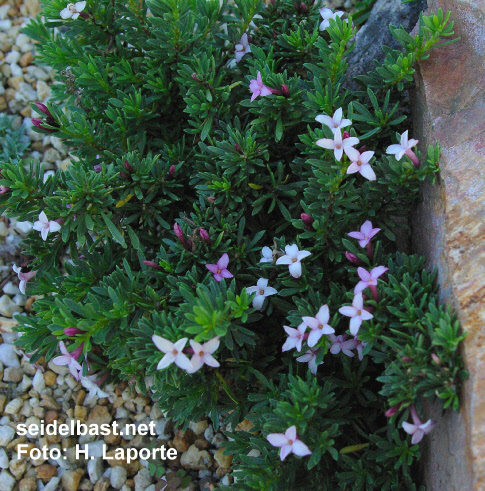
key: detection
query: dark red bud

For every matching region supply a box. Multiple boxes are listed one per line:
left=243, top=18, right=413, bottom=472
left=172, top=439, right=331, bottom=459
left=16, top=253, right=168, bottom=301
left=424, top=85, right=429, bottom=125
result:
left=55, top=218, right=64, bottom=225
left=93, top=164, right=102, bottom=172
left=299, top=2, right=308, bottom=13
left=124, top=160, right=133, bottom=173
left=234, top=143, right=242, bottom=153
left=358, top=145, right=367, bottom=153
left=143, top=260, right=164, bottom=271
left=385, top=404, right=401, bottom=417
left=0, top=186, right=10, bottom=195
left=343, top=131, right=351, bottom=139
left=300, top=213, right=314, bottom=225
left=168, top=165, right=176, bottom=175
left=191, top=73, right=200, bottom=82
left=199, top=228, right=211, bottom=243
left=79, top=11, right=89, bottom=19
left=64, top=328, right=84, bottom=336
left=281, top=84, right=290, bottom=97
left=207, top=196, right=216, bottom=204
left=31, top=118, right=58, bottom=133
left=35, top=102, right=51, bottom=118
left=272, top=29, right=278, bottom=38
left=120, top=171, right=130, bottom=180
left=401, top=356, right=413, bottom=363
left=345, top=251, right=361, bottom=265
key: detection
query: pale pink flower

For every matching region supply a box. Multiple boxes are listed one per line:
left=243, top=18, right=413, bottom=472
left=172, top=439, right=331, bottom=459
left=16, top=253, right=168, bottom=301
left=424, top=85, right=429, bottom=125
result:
left=319, top=7, right=344, bottom=30
left=296, top=348, right=322, bottom=374
left=187, top=337, right=220, bottom=373
left=249, top=72, right=273, bottom=102
left=206, top=253, right=233, bottom=282
left=348, top=220, right=381, bottom=248
left=386, top=130, right=419, bottom=165
left=260, top=246, right=274, bottom=263
left=354, top=337, right=367, bottom=361
left=345, top=147, right=376, bottom=181
left=328, top=334, right=357, bottom=357
left=246, top=278, right=278, bottom=310
left=33, top=211, right=61, bottom=241
left=267, top=426, right=312, bottom=461
left=315, top=108, right=351, bottom=134
left=235, top=32, right=251, bottom=63
left=275, top=244, right=311, bottom=279
left=302, top=305, right=335, bottom=347
left=52, top=341, right=83, bottom=380
left=60, top=1, right=86, bottom=19
left=354, top=266, right=388, bottom=294
left=316, top=128, right=359, bottom=161
left=339, top=293, right=373, bottom=336
left=282, top=323, right=307, bottom=352
left=402, top=405, right=435, bottom=444
left=152, top=335, right=192, bottom=371
left=12, top=264, right=37, bottom=295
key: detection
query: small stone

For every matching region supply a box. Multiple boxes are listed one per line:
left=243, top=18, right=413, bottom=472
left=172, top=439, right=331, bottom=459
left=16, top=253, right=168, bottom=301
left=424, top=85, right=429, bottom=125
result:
left=87, top=405, right=112, bottom=427
left=18, top=476, right=37, bottom=491
left=0, top=395, right=6, bottom=413
left=88, top=457, right=104, bottom=484
left=0, top=295, right=22, bottom=317
left=44, top=410, right=58, bottom=424
left=13, top=221, right=32, bottom=234
left=75, top=405, right=88, bottom=422
left=5, top=51, right=20, bottom=64
left=4, top=397, right=23, bottom=414
left=36, top=79, right=51, bottom=101
left=0, top=448, right=8, bottom=468
left=32, top=369, right=45, bottom=393
left=15, top=33, right=30, bottom=49
left=62, top=468, right=85, bottom=491
left=43, top=147, right=61, bottom=163
left=133, top=468, right=152, bottom=491
left=79, top=478, right=94, bottom=491
left=35, top=463, right=57, bottom=481
left=194, top=438, right=210, bottom=450
left=43, top=477, right=61, bottom=491
left=7, top=75, right=23, bottom=91
left=9, top=457, right=27, bottom=479
left=180, top=444, right=213, bottom=470
left=0, top=344, right=19, bottom=368
left=0, top=470, right=15, bottom=491
left=214, top=447, right=233, bottom=469
left=13, top=294, right=26, bottom=307
left=104, top=450, right=140, bottom=476
left=3, top=366, right=23, bottom=382
left=44, top=370, right=57, bottom=386
left=19, top=52, right=33, bottom=68
left=189, top=420, right=208, bottom=435
left=110, top=466, right=127, bottom=489
left=173, top=428, right=196, bottom=453
left=93, top=477, right=110, bottom=491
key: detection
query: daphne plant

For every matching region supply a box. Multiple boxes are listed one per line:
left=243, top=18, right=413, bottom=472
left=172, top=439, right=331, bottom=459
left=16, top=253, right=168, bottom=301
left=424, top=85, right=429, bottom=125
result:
left=0, top=0, right=466, bottom=488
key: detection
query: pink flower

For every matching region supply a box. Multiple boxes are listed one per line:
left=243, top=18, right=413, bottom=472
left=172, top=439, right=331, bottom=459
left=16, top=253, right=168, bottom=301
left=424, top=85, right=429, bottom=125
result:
left=275, top=244, right=311, bottom=279
left=249, top=71, right=273, bottom=102
left=296, top=348, right=322, bottom=374
left=60, top=1, right=86, bottom=20
left=328, top=334, right=357, bottom=357
left=315, top=108, right=351, bottom=134
left=354, top=266, right=388, bottom=295
left=206, top=253, right=233, bottom=282
left=316, top=128, right=359, bottom=161
left=348, top=220, right=381, bottom=248
left=33, top=211, right=61, bottom=241
left=246, top=278, right=278, bottom=310
left=302, top=305, right=335, bottom=347
left=282, top=323, right=307, bottom=352
left=12, top=264, right=37, bottom=295
left=235, top=32, right=251, bottom=63
left=338, top=293, right=373, bottom=336
left=267, top=426, right=312, bottom=461
left=152, top=335, right=192, bottom=371
left=345, top=147, right=376, bottom=181
left=52, top=341, right=83, bottom=380
left=402, top=405, right=435, bottom=444
left=386, top=130, right=419, bottom=166
left=354, top=337, right=367, bottom=361
left=187, top=337, right=220, bottom=373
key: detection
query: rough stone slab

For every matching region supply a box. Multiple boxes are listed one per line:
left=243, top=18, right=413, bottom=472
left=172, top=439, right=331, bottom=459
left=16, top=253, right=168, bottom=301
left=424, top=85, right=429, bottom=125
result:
left=411, top=0, right=485, bottom=489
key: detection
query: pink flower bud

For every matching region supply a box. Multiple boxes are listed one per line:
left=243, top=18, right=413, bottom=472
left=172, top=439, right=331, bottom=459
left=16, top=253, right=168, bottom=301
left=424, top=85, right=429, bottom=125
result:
left=93, top=164, right=102, bottom=172
left=234, top=143, right=242, bottom=153
left=281, top=84, right=290, bottom=97
left=191, top=73, right=200, bottom=82
left=64, top=328, right=84, bottom=336
left=120, top=171, right=130, bottom=180
left=401, top=356, right=413, bottom=363
left=35, top=102, right=52, bottom=118
left=300, top=213, right=314, bottom=225
left=343, top=131, right=351, bottom=139
left=431, top=353, right=441, bottom=365
left=143, top=260, right=164, bottom=271
left=124, top=160, right=133, bottom=173
left=55, top=218, right=64, bottom=225
left=207, top=196, right=216, bottom=204
left=168, top=165, right=176, bottom=175
left=385, top=404, right=401, bottom=417
left=345, top=251, right=361, bottom=265
left=199, top=228, right=211, bottom=243
left=0, top=186, right=10, bottom=194
left=174, top=222, right=186, bottom=245
left=31, top=118, right=58, bottom=133
left=71, top=343, right=84, bottom=360
left=358, top=145, right=367, bottom=153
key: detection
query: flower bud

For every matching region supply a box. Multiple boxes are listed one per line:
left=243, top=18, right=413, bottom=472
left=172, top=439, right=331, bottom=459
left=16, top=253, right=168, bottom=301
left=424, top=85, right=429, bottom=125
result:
left=281, top=84, right=290, bottom=97
left=343, top=131, right=351, bottom=139
left=174, top=222, right=186, bottom=245
left=31, top=118, right=57, bottom=133
left=34, top=102, right=52, bottom=118
left=199, top=228, right=211, bottom=243
left=207, top=196, right=216, bottom=204
left=93, top=164, right=102, bottom=172
left=168, top=165, right=176, bottom=175
left=299, top=2, right=308, bottom=13
left=191, top=73, right=200, bottom=82
left=385, top=404, right=401, bottom=417
left=143, top=260, right=164, bottom=271
left=345, top=251, right=361, bottom=265
left=124, top=160, right=133, bottom=173
left=64, top=328, right=84, bottom=336
left=431, top=353, right=441, bottom=365
left=120, top=171, right=130, bottom=180
left=300, top=213, right=314, bottom=225
left=234, top=143, right=242, bottom=153
left=71, top=343, right=84, bottom=360
left=358, top=145, right=367, bottom=153
left=0, top=186, right=10, bottom=195
left=401, top=356, right=413, bottom=363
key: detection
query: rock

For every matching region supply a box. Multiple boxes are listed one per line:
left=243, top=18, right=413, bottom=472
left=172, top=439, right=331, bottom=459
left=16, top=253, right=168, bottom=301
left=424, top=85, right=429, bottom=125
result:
left=344, top=0, right=426, bottom=91
left=3, top=366, right=22, bottom=382
left=189, top=420, right=208, bottom=435
left=15, top=82, right=37, bottom=103
left=104, top=450, right=140, bottom=476
left=110, top=466, right=127, bottom=489
left=88, top=457, right=104, bottom=484
left=62, top=468, right=85, bottom=491
left=43, top=476, right=61, bottom=491
left=0, top=470, right=15, bottom=491
left=93, top=477, right=110, bottom=491
left=79, top=478, right=94, bottom=491
left=19, top=52, right=33, bottom=68
left=4, top=397, right=23, bottom=414
left=35, top=463, right=58, bottom=480
left=0, top=448, right=8, bottom=468
left=32, top=369, right=45, bottom=393
left=43, top=148, right=61, bottom=163
left=36, top=79, right=51, bottom=101
left=9, top=457, right=27, bottom=479
left=153, top=418, right=173, bottom=439
left=18, top=476, right=37, bottom=491
left=0, top=344, right=20, bottom=367
left=87, top=405, right=112, bottom=427
left=0, top=295, right=22, bottom=317
left=133, top=468, right=152, bottom=491
left=44, top=370, right=57, bottom=386
left=173, top=428, right=196, bottom=453
left=180, top=444, right=213, bottom=470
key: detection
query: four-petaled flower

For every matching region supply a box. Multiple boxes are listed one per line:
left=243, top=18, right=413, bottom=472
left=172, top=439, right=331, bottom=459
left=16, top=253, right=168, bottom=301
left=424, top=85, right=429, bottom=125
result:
left=267, top=426, right=312, bottom=461
left=52, top=341, right=83, bottom=380
left=328, top=334, right=357, bottom=357
left=296, top=348, right=322, bottom=374
left=302, top=305, right=335, bottom=347
left=275, top=244, right=311, bottom=278
left=282, top=323, right=307, bottom=352
left=348, top=220, right=381, bottom=248
left=60, top=1, right=86, bottom=19
left=319, top=7, right=344, bottom=30
left=235, top=33, right=251, bottom=63
left=152, top=335, right=192, bottom=371
left=187, top=337, right=221, bottom=373
left=386, top=130, right=419, bottom=165
left=206, top=253, right=233, bottom=282
left=338, top=293, right=373, bottom=336
left=260, top=246, right=275, bottom=263
left=80, top=373, right=109, bottom=404
left=315, top=108, right=351, bottom=134
left=345, top=147, right=377, bottom=181
left=354, top=266, right=388, bottom=294
left=246, top=278, right=278, bottom=310
left=12, top=264, right=37, bottom=295
left=402, top=405, right=435, bottom=444
left=33, top=211, right=61, bottom=241
left=249, top=71, right=273, bottom=102
left=316, top=128, right=359, bottom=161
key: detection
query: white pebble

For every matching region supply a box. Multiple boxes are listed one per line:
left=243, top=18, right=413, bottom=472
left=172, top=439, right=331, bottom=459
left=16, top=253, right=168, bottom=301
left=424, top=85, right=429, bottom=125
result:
left=0, top=344, right=20, bottom=367
left=0, top=295, right=22, bottom=317
left=0, top=449, right=8, bottom=468
left=0, top=20, right=12, bottom=31
left=5, top=51, right=20, bottom=64
left=4, top=398, right=23, bottom=415
left=32, top=370, right=46, bottom=393
left=13, top=294, right=26, bottom=307
left=13, top=221, right=33, bottom=234
left=2, top=282, right=20, bottom=296
left=9, top=63, right=22, bottom=77
left=0, top=426, right=15, bottom=447
left=88, top=457, right=104, bottom=483
left=0, top=222, right=8, bottom=237
left=15, top=33, right=30, bottom=49
left=110, top=466, right=127, bottom=489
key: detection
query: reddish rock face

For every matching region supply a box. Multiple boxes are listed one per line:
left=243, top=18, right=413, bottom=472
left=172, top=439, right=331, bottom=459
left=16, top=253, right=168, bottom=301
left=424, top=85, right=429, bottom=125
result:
left=411, top=0, right=485, bottom=489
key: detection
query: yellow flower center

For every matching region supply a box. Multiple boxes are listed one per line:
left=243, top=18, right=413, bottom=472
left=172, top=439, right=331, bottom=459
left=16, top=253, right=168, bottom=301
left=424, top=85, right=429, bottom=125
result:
left=259, top=289, right=265, bottom=295
left=217, top=268, right=221, bottom=274
left=292, top=258, right=298, bottom=263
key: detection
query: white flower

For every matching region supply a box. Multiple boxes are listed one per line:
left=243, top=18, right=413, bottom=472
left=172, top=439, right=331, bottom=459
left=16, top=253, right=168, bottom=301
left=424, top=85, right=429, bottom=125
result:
left=266, top=426, right=312, bottom=461
left=275, top=244, right=311, bottom=279
left=260, top=246, right=274, bottom=263
left=315, top=108, right=351, bottom=134
left=316, top=128, right=359, bottom=161
left=246, top=278, right=278, bottom=310
left=187, top=337, right=220, bottom=373
left=338, top=293, right=373, bottom=336
left=80, top=374, right=109, bottom=405
left=152, top=335, right=192, bottom=371
left=345, top=147, right=377, bottom=181
left=282, top=323, right=307, bottom=352
left=319, top=7, right=344, bottom=31
left=386, top=130, right=419, bottom=161
left=296, top=348, right=322, bottom=375
left=60, top=1, right=86, bottom=20
left=32, top=211, right=61, bottom=241
left=235, top=32, right=251, bottom=63
left=302, top=305, right=335, bottom=347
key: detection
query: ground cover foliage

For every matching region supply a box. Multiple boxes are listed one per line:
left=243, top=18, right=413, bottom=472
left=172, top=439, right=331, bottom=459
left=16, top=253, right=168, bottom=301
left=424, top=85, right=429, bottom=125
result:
left=0, top=0, right=467, bottom=488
